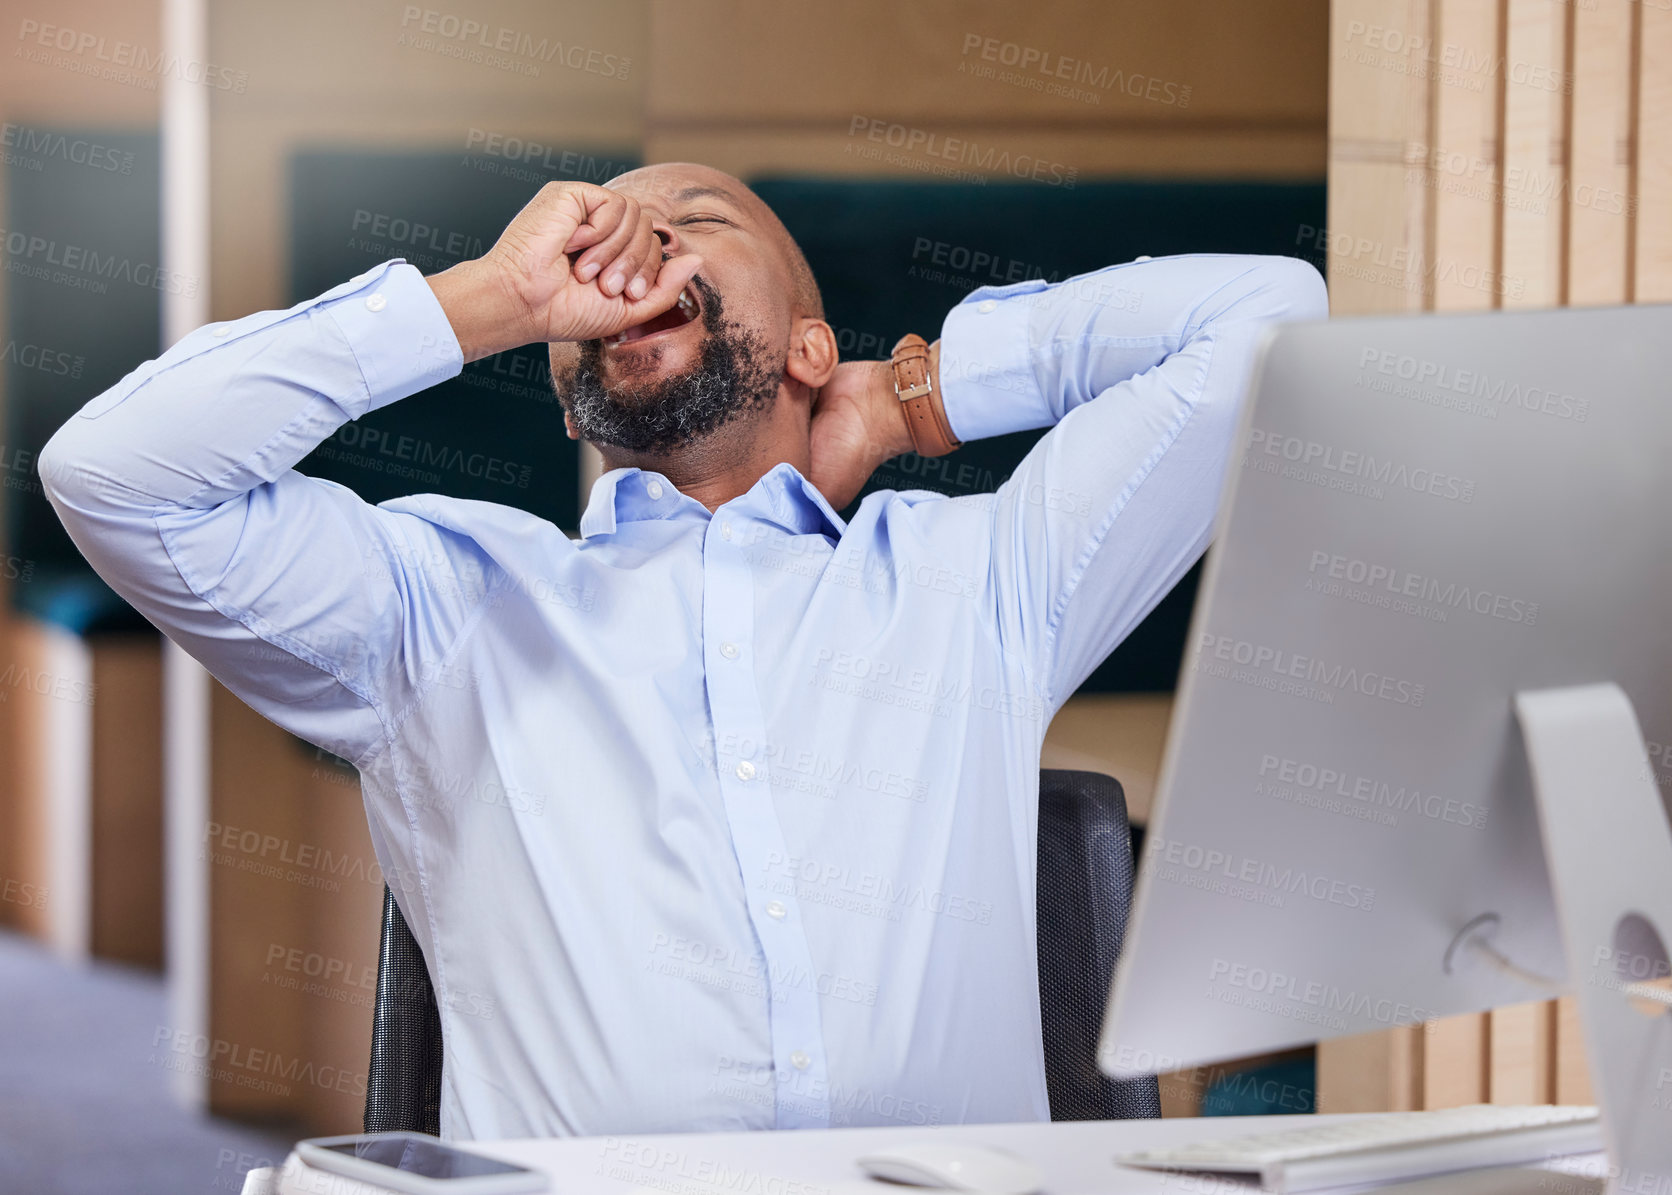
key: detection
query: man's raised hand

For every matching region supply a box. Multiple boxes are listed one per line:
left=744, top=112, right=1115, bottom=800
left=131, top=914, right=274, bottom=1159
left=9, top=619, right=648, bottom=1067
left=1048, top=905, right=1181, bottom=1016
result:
left=427, top=181, right=703, bottom=363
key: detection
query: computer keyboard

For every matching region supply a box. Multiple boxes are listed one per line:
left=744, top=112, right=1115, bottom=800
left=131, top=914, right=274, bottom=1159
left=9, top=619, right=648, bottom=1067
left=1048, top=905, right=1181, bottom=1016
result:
left=1116, top=1103, right=1602, bottom=1192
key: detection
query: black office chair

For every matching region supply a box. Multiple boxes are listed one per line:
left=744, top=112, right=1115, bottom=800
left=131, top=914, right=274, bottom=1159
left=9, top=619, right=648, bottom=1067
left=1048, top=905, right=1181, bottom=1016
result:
left=363, top=768, right=1160, bottom=1134
left=1034, top=769, right=1162, bottom=1121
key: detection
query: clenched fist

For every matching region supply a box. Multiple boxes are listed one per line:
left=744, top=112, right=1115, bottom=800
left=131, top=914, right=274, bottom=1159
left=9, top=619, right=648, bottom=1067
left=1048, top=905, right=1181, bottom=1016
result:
left=426, top=181, right=704, bottom=362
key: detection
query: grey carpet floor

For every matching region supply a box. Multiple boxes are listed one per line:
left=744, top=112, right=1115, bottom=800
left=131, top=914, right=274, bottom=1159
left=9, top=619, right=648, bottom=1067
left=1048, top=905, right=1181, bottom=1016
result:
left=0, top=930, right=296, bottom=1195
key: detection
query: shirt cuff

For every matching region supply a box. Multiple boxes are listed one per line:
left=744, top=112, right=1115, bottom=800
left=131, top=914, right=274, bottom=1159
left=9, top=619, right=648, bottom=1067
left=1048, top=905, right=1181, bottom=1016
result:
left=324, top=259, right=465, bottom=419
left=936, top=278, right=1055, bottom=443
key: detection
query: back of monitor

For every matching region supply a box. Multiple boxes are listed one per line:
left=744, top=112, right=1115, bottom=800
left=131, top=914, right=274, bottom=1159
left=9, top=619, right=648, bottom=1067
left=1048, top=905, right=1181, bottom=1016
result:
left=1100, top=303, right=1672, bottom=1080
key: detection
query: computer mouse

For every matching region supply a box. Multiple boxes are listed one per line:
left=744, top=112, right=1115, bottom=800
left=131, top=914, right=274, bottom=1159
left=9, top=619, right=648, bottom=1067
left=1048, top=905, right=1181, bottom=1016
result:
left=857, top=1141, right=1044, bottom=1195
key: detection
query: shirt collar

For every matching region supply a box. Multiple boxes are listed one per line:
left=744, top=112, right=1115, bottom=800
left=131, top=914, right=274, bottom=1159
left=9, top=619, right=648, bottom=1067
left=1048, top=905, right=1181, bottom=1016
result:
left=578, top=461, right=848, bottom=541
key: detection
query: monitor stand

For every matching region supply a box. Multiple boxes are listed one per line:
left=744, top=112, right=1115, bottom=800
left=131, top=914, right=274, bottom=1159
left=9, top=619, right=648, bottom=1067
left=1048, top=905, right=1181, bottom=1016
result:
left=1516, top=683, right=1672, bottom=1195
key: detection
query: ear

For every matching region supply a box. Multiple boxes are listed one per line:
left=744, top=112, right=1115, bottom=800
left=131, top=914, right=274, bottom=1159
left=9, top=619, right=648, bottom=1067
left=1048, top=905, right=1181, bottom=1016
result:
left=784, top=318, right=838, bottom=390
left=563, top=410, right=581, bottom=440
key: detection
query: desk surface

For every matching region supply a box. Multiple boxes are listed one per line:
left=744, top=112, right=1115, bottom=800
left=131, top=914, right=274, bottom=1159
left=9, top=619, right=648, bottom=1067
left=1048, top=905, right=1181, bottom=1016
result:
left=477, top=1115, right=1275, bottom=1194
left=257, top=1115, right=1612, bottom=1195
left=465, top=1114, right=1602, bottom=1195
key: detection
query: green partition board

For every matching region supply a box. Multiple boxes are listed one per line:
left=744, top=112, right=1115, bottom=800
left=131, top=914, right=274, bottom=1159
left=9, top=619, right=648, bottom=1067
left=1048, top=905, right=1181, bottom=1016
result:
left=288, top=148, right=639, bottom=533
left=750, top=178, right=1327, bottom=693
left=4, top=128, right=160, bottom=631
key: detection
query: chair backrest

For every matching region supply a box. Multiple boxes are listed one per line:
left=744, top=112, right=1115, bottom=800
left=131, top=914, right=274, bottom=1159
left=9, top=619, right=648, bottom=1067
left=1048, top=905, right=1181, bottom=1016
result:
left=364, top=767, right=1159, bottom=1132
left=364, top=885, right=444, bottom=1135
left=1035, top=769, right=1162, bottom=1120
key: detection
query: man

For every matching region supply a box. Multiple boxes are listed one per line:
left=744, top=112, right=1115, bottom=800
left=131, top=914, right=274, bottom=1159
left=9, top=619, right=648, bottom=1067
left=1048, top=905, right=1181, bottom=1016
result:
left=40, top=163, right=1326, bottom=1139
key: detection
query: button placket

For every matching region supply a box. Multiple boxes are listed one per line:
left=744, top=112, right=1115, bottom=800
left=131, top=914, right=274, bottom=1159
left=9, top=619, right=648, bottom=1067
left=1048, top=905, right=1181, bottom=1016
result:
left=700, top=513, right=831, bottom=1128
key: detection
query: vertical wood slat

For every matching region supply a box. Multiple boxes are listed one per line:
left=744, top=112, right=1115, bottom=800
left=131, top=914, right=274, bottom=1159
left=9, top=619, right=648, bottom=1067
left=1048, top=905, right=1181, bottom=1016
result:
left=1527, top=0, right=1636, bottom=1106
left=1634, top=0, right=1672, bottom=300
left=1414, top=0, right=1503, bottom=1109
left=1565, top=0, right=1633, bottom=306
left=1318, top=0, right=1438, bottom=1109
left=1318, top=1026, right=1426, bottom=1113
left=1423, top=1014, right=1490, bottom=1107
left=1428, top=0, right=1504, bottom=312
left=1488, top=1001, right=1556, bottom=1103
left=1500, top=0, right=1569, bottom=308
left=1325, top=0, right=1434, bottom=314
left=1553, top=995, right=1595, bottom=1104
left=1486, top=0, right=1570, bottom=1107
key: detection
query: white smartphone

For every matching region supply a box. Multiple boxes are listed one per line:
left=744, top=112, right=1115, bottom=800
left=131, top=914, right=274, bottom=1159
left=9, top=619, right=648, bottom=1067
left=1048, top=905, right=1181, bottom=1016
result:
left=295, top=1132, right=547, bottom=1194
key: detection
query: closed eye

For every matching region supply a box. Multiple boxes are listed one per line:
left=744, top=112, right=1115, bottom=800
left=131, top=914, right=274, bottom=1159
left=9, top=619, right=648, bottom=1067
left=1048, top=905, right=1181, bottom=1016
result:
left=677, top=214, right=731, bottom=226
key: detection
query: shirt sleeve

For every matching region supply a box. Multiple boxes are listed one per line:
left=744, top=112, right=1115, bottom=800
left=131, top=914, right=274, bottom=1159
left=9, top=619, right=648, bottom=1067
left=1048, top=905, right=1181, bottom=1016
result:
left=936, top=253, right=1329, bottom=713
left=37, top=259, right=488, bottom=767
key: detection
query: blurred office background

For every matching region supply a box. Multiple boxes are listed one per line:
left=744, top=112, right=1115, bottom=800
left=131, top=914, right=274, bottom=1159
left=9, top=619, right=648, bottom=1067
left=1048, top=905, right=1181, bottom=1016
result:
left=0, top=0, right=1666, bottom=1191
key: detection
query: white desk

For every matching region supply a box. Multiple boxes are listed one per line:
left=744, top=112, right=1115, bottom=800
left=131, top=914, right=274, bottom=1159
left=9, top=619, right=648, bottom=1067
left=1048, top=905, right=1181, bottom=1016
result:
left=466, top=1116, right=1606, bottom=1195
left=470, top=1115, right=1283, bottom=1194
left=254, top=1117, right=1611, bottom=1195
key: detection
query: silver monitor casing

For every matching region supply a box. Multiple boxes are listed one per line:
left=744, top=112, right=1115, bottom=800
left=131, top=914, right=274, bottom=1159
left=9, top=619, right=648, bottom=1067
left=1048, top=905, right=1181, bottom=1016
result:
left=1099, top=303, right=1672, bottom=1083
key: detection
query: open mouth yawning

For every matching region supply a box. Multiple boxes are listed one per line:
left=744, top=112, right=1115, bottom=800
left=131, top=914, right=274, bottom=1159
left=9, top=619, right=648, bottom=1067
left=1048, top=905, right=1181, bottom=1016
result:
left=606, top=285, right=701, bottom=347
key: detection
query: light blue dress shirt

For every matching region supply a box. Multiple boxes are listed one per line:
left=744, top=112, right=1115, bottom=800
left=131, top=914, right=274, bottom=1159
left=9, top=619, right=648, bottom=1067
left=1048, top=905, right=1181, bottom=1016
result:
left=41, top=252, right=1326, bottom=1140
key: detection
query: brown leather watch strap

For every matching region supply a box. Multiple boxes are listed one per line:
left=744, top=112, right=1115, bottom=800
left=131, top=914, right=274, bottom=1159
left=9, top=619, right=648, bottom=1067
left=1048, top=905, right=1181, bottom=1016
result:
left=891, top=333, right=961, bottom=458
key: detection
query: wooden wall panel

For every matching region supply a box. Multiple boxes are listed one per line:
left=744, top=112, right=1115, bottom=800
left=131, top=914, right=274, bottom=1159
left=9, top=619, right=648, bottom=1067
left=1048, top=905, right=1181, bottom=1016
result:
left=1316, top=0, right=1434, bottom=1108
left=89, top=636, right=165, bottom=968
left=1325, top=0, right=1665, bottom=1116
left=0, top=621, right=63, bottom=941
left=1318, top=1026, right=1424, bottom=1113
left=1419, top=0, right=1500, bottom=1107
left=206, top=687, right=381, bottom=1134
left=1325, top=0, right=1432, bottom=315
left=647, top=0, right=1326, bottom=124
left=1499, top=0, right=1569, bottom=308
left=207, top=686, right=311, bottom=1125
left=1529, top=0, right=1633, bottom=1107
left=1428, top=0, right=1502, bottom=312
left=1565, top=0, right=1632, bottom=307
left=0, top=0, right=162, bottom=945
left=641, top=128, right=1326, bottom=184
left=1040, top=695, right=1172, bottom=826
left=646, top=0, right=1328, bottom=181
left=1488, top=1000, right=1555, bottom=1104
left=1633, top=0, right=1672, bottom=301
left=1424, top=1014, right=1489, bottom=1108
left=1553, top=995, right=1594, bottom=1104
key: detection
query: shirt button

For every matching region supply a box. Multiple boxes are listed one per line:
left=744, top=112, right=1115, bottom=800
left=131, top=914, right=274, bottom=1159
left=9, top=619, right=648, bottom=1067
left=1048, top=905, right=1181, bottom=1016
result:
left=210, top=325, right=231, bottom=337
left=646, top=480, right=664, bottom=500
left=765, top=900, right=787, bottom=920
left=720, top=642, right=739, bottom=660
left=789, top=1051, right=811, bottom=1071
left=720, top=522, right=732, bottom=540
left=976, top=299, right=998, bottom=314
left=364, top=294, right=387, bottom=313
left=735, top=760, right=756, bottom=781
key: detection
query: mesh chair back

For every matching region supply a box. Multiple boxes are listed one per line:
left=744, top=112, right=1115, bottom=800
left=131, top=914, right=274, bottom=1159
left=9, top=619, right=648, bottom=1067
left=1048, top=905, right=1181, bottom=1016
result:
left=365, top=768, right=1160, bottom=1131
left=364, top=885, right=443, bottom=1135
left=1036, top=769, right=1162, bottom=1120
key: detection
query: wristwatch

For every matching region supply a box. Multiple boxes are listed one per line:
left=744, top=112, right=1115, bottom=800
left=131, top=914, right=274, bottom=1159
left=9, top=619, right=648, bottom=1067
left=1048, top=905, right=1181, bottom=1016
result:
left=890, top=333, right=961, bottom=458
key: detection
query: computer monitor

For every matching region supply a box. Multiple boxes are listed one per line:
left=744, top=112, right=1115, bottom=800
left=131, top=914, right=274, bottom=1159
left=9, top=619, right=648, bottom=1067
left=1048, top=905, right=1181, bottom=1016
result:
left=1097, top=302, right=1672, bottom=1093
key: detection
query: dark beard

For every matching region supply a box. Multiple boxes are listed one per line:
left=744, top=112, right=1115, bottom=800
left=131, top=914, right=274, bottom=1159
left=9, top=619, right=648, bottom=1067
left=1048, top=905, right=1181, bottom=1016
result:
left=552, top=275, right=780, bottom=454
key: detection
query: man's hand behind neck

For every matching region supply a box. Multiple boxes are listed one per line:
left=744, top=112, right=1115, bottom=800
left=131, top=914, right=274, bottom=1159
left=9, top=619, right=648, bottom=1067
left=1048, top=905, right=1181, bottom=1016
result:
left=807, top=342, right=937, bottom=511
